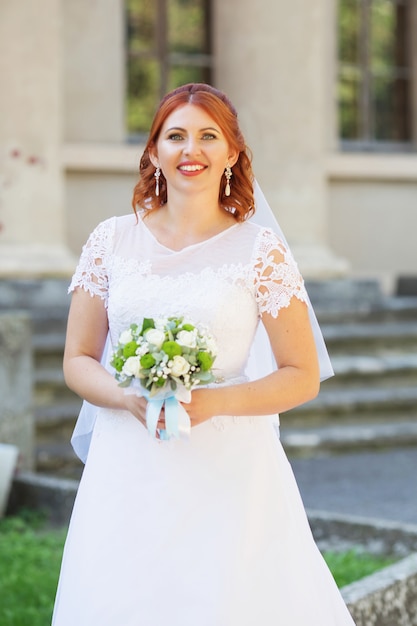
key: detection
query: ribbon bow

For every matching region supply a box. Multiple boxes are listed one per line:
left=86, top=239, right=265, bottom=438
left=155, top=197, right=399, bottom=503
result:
left=126, top=384, right=192, bottom=441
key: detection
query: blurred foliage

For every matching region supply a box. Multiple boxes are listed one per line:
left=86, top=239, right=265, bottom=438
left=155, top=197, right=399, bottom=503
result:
left=323, top=548, right=396, bottom=588
left=0, top=510, right=398, bottom=622
left=0, top=510, right=66, bottom=626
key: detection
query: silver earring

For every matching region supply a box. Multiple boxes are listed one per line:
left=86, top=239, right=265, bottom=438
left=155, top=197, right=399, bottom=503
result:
left=154, top=166, right=161, bottom=197
left=224, top=164, right=232, bottom=197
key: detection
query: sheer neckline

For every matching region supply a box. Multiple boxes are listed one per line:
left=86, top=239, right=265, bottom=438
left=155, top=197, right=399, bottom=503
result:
left=138, top=213, right=240, bottom=253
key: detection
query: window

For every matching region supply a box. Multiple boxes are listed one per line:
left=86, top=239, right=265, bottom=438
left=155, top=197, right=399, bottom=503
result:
left=338, top=0, right=413, bottom=150
left=126, top=0, right=212, bottom=138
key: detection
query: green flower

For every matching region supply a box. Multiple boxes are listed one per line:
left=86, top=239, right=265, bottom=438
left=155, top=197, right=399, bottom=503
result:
left=140, top=353, right=156, bottom=369
left=123, top=341, right=139, bottom=358
left=197, top=351, right=214, bottom=371
left=111, top=356, right=124, bottom=372
left=162, top=340, right=182, bottom=358
left=181, top=323, right=195, bottom=331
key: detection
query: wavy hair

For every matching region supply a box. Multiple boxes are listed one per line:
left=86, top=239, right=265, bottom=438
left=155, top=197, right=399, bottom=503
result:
left=132, top=83, right=254, bottom=221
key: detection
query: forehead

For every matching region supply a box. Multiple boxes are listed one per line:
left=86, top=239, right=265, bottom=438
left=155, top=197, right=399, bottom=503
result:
left=160, top=103, right=220, bottom=131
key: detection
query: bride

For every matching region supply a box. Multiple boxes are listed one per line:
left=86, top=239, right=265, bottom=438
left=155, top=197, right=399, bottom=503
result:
left=52, top=83, right=355, bottom=625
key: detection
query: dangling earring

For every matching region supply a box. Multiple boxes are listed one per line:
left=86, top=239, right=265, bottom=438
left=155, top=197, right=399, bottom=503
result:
left=224, top=164, right=232, bottom=197
left=154, top=166, right=161, bottom=197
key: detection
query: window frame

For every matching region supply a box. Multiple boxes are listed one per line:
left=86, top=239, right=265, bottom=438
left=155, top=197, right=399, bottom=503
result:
left=338, top=0, right=415, bottom=152
left=126, top=0, right=213, bottom=140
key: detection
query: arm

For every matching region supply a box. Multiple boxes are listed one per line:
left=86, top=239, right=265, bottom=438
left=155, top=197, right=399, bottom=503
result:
left=183, top=296, right=320, bottom=423
left=64, top=288, right=155, bottom=428
left=184, top=230, right=321, bottom=424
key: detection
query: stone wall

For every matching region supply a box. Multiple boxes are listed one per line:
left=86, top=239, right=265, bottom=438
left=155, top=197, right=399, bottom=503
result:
left=0, top=311, right=34, bottom=470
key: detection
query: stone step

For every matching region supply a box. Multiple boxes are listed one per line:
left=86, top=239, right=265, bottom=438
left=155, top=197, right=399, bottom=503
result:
left=325, top=353, right=417, bottom=388
left=34, top=367, right=79, bottom=405
left=322, top=321, right=417, bottom=354
left=280, top=420, right=417, bottom=458
left=35, top=400, right=81, bottom=431
left=285, top=385, right=417, bottom=425
left=35, top=441, right=83, bottom=480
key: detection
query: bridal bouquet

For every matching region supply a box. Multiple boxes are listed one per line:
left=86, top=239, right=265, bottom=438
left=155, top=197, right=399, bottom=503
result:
left=110, top=317, right=217, bottom=440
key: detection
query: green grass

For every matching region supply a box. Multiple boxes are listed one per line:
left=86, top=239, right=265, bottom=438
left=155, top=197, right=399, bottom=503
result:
left=0, top=510, right=66, bottom=626
left=323, top=548, right=396, bottom=588
left=0, top=511, right=397, bottom=623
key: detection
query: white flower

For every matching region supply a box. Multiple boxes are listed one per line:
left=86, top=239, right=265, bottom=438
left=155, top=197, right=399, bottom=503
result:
left=119, top=329, right=133, bottom=344
left=154, top=318, right=168, bottom=330
left=176, top=329, right=197, bottom=349
left=136, top=343, right=149, bottom=357
left=170, top=355, right=190, bottom=377
left=144, top=328, right=166, bottom=349
left=122, top=356, right=141, bottom=378
left=204, top=334, right=218, bottom=356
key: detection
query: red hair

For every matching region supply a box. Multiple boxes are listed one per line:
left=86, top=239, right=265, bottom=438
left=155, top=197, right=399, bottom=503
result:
left=132, top=83, right=254, bottom=221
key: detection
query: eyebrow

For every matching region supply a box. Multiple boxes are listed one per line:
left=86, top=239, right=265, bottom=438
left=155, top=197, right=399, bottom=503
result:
left=164, top=126, right=220, bottom=134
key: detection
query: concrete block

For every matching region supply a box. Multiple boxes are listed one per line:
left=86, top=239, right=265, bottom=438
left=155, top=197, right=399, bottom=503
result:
left=0, top=443, right=19, bottom=517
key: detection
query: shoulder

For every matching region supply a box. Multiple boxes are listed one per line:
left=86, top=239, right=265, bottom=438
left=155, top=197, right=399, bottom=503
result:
left=242, top=222, right=287, bottom=262
left=86, top=214, right=137, bottom=245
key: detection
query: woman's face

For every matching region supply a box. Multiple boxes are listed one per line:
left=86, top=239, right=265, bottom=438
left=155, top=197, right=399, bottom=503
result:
left=151, top=103, right=237, bottom=197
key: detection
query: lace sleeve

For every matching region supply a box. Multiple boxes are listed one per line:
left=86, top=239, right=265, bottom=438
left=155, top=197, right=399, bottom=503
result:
left=68, top=217, right=116, bottom=306
left=253, top=228, right=308, bottom=318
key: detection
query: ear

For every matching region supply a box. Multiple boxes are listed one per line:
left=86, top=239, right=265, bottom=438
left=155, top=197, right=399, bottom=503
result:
left=148, top=145, right=159, bottom=169
left=227, top=149, right=239, bottom=168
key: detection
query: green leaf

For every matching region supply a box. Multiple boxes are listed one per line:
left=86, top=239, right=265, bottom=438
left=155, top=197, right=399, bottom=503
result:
left=141, top=318, right=155, bottom=334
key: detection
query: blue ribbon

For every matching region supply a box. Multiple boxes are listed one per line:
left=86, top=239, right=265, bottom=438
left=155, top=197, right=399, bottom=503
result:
left=145, top=393, right=191, bottom=441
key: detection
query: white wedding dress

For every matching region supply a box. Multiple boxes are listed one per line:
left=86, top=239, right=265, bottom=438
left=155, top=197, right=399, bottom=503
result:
left=52, top=214, right=355, bottom=625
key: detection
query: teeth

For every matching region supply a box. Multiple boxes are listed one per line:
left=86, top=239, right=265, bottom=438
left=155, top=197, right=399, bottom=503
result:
left=179, top=165, right=205, bottom=172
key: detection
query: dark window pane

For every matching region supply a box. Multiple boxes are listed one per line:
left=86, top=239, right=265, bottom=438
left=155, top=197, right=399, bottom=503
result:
left=371, top=0, right=401, bottom=70
left=126, top=0, right=212, bottom=137
left=127, top=59, right=160, bottom=135
left=339, top=0, right=361, bottom=66
left=127, top=0, right=156, bottom=55
left=373, top=76, right=411, bottom=141
left=168, top=66, right=211, bottom=93
left=339, top=74, right=362, bottom=140
left=338, top=0, right=412, bottom=148
left=169, top=0, right=209, bottom=55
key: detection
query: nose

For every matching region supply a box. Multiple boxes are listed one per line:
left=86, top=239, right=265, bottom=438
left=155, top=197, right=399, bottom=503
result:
left=183, top=135, right=201, bottom=156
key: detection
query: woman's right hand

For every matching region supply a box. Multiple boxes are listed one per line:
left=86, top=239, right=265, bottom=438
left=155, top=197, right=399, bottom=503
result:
left=122, top=392, right=166, bottom=436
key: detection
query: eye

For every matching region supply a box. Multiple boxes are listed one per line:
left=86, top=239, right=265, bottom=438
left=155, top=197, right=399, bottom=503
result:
left=167, top=133, right=184, bottom=141
left=202, top=133, right=217, bottom=140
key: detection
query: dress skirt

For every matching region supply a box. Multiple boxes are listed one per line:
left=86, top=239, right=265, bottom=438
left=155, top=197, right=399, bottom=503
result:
left=52, top=409, right=355, bottom=625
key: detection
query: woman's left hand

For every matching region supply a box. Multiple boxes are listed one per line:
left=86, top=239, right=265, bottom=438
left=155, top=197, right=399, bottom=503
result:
left=181, top=388, right=224, bottom=427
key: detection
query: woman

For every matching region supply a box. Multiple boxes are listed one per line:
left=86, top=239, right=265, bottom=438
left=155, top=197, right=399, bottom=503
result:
left=52, top=83, right=355, bottom=625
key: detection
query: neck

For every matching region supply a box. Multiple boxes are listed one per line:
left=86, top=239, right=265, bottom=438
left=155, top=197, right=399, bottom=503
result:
left=163, top=187, right=229, bottom=233
left=145, top=186, right=236, bottom=251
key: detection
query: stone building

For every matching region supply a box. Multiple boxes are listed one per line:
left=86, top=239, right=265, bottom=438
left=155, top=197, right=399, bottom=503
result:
left=0, top=0, right=416, bottom=293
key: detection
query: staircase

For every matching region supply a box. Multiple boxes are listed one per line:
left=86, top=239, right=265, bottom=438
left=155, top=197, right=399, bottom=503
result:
left=2, top=278, right=417, bottom=478
left=280, top=295, right=417, bottom=457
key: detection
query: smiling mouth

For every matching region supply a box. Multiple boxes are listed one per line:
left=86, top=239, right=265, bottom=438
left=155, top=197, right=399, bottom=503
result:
left=178, top=164, right=206, bottom=172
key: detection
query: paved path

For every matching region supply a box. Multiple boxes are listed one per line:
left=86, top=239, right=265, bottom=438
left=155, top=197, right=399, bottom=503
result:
left=289, top=446, right=417, bottom=525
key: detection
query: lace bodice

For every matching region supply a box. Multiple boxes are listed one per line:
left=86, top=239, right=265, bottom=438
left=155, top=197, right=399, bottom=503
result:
left=69, top=214, right=308, bottom=381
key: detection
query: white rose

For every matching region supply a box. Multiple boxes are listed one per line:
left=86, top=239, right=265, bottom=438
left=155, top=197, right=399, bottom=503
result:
left=170, top=355, right=190, bottom=377
left=122, top=356, right=141, bottom=378
left=176, top=329, right=197, bottom=349
left=119, top=329, right=133, bottom=344
left=144, top=328, right=166, bottom=349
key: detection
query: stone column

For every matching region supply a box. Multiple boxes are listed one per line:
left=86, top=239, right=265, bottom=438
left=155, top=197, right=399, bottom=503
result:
left=0, top=312, right=34, bottom=471
left=62, top=0, right=125, bottom=142
left=0, top=0, right=75, bottom=276
left=213, top=0, right=348, bottom=277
